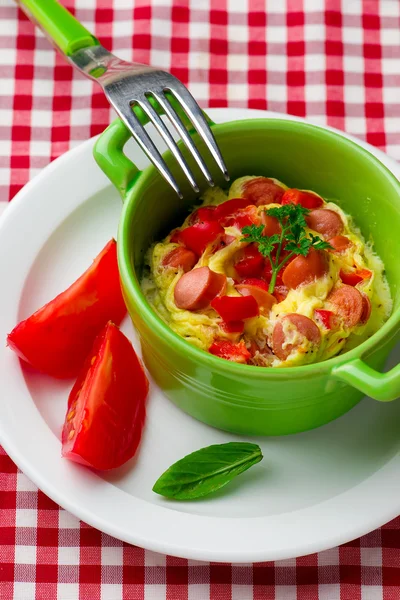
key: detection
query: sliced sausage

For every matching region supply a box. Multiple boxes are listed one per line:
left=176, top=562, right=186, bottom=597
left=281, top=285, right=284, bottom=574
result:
left=328, top=235, right=353, bottom=253
left=306, top=209, right=343, bottom=239
left=236, top=283, right=276, bottom=313
left=242, top=177, right=285, bottom=206
left=261, top=212, right=281, bottom=236
left=282, top=248, right=329, bottom=289
left=272, top=314, right=321, bottom=361
left=174, top=267, right=226, bottom=311
left=360, top=293, right=372, bottom=324
left=328, top=284, right=363, bottom=328
left=162, top=247, right=197, bottom=272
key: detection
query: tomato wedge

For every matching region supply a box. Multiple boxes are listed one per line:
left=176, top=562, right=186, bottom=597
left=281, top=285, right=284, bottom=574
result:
left=62, top=322, right=148, bottom=470
left=7, top=240, right=126, bottom=378
left=211, top=295, right=259, bottom=321
left=281, top=189, right=324, bottom=209
left=209, top=340, right=251, bottom=363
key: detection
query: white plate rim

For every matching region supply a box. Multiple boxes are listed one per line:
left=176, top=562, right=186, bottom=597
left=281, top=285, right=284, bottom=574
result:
left=0, top=107, right=399, bottom=563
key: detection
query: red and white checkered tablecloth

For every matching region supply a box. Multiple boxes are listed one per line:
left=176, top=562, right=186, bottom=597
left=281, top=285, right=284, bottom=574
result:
left=1, top=1, right=400, bottom=598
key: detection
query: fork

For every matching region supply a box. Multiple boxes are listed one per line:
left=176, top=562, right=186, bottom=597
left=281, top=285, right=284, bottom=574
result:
left=16, top=0, right=230, bottom=198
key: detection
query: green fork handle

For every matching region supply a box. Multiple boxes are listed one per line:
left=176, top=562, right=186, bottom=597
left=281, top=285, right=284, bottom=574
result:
left=16, top=0, right=99, bottom=56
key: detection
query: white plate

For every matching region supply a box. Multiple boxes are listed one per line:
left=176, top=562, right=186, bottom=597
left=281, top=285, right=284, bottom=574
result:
left=1, top=108, right=400, bottom=563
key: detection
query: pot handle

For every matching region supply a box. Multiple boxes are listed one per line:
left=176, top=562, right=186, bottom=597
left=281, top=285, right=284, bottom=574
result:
left=332, top=358, right=400, bottom=402
left=93, top=103, right=215, bottom=199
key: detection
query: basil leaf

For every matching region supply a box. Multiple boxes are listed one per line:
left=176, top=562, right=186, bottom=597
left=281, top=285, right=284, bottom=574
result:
left=152, top=442, right=263, bottom=500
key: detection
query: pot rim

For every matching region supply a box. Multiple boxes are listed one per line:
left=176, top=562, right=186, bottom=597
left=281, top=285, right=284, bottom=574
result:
left=118, top=117, right=400, bottom=379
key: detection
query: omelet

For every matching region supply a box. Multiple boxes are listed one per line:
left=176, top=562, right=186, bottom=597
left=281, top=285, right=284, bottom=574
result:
left=141, top=176, right=392, bottom=367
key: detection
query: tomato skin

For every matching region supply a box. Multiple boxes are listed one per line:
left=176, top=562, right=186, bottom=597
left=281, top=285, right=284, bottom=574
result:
left=234, top=244, right=264, bottom=278
left=178, top=222, right=224, bottom=256
left=221, top=320, right=245, bottom=333
left=340, top=268, right=372, bottom=286
left=214, top=198, right=253, bottom=225
left=240, top=278, right=269, bottom=291
left=314, top=309, right=335, bottom=329
left=209, top=340, right=251, bottom=363
left=211, top=295, right=259, bottom=321
left=62, top=322, right=148, bottom=471
left=7, top=240, right=126, bottom=379
left=281, top=189, right=324, bottom=209
left=274, top=285, right=289, bottom=302
left=188, top=206, right=217, bottom=225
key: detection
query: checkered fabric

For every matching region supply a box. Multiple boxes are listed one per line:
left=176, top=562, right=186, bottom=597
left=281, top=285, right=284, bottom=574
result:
left=1, top=0, right=400, bottom=598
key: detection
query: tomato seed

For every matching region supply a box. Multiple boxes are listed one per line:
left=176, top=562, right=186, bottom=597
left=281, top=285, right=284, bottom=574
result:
left=91, top=356, right=96, bottom=365
left=68, top=429, right=75, bottom=440
left=67, top=410, right=75, bottom=422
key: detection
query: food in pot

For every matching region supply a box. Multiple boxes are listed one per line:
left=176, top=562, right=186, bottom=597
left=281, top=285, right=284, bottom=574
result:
left=141, top=176, right=392, bottom=367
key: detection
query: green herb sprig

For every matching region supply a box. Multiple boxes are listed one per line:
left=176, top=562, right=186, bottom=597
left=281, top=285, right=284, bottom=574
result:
left=242, top=204, right=332, bottom=294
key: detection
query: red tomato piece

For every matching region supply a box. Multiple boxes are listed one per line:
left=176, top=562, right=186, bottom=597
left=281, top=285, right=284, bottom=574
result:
left=281, top=188, right=324, bottom=209
left=212, top=234, right=236, bottom=253
left=170, top=229, right=182, bottom=244
left=7, top=240, right=127, bottom=379
left=209, top=340, right=251, bottom=364
left=235, top=284, right=276, bottom=313
left=262, top=262, right=285, bottom=286
left=240, top=278, right=269, bottom=291
left=328, top=235, right=353, bottom=253
left=234, top=244, right=264, bottom=278
left=179, top=221, right=224, bottom=256
left=282, top=248, right=328, bottom=289
left=162, top=247, right=197, bottom=272
left=340, top=268, right=372, bottom=286
left=274, top=285, right=289, bottom=302
left=188, top=206, right=217, bottom=225
left=62, top=322, right=148, bottom=470
left=211, top=295, right=259, bottom=321
left=242, top=177, right=285, bottom=206
left=314, top=309, right=336, bottom=329
left=214, top=198, right=253, bottom=226
left=221, top=320, right=245, bottom=334
left=233, top=205, right=260, bottom=230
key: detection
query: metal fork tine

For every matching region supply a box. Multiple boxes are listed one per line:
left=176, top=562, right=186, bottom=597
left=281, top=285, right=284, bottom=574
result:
left=165, top=83, right=230, bottom=182
left=137, top=97, right=200, bottom=193
left=117, top=104, right=183, bottom=198
left=153, top=92, right=215, bottom=187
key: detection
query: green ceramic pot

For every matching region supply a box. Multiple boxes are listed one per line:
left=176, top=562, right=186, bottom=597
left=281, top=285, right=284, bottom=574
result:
left=94, top=114, right=400, bottom=435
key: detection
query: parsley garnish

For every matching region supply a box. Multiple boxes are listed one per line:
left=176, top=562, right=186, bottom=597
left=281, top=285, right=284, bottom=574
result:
left=241, top=204, right=332, bottom=294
